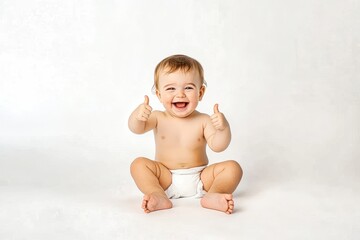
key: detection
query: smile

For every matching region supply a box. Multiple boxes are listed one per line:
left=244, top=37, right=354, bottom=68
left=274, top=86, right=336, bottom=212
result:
left=173, top=102, right=189, bottom=108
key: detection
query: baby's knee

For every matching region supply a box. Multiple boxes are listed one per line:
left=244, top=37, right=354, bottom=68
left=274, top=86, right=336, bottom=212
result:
left=130, top=157, right=148, bottom=171
left=225, top=160, right=243, bottom=177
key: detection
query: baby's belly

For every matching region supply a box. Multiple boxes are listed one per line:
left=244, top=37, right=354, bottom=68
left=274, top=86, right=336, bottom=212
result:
left=155, top=149, right=208, bottom=170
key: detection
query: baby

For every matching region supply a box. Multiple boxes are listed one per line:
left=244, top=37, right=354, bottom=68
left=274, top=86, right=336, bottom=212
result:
left=128, top=54, right=242, bottom=214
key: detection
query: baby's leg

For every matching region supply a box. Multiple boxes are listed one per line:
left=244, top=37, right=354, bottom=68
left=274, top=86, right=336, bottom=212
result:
left=130, top=157, right=172, bottom=213
left=200, top=160, right=242, bottom=214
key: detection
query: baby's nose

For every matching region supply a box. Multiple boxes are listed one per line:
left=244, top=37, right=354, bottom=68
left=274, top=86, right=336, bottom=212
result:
left=176, top=90, right=186, bottom=98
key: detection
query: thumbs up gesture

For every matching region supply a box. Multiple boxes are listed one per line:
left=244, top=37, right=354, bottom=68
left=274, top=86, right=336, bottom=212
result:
left=136, top=95, right=153, bottom=121
left=210, top=104, right=228, bottom=131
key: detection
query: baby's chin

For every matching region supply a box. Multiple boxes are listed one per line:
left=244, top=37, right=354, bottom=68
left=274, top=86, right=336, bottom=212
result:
left=166, top=108, right=196, bottom=118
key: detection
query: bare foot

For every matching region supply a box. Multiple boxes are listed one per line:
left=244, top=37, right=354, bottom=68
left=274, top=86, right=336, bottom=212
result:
left=142, top=192, right=173, bottom=213
left=200, top=193, right=235, bottom=214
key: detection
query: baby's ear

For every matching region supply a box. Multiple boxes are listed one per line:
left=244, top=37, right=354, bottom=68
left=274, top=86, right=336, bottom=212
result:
left=199, top=85, right=206, bottom=101
left=156, top=89, right=162, bottom=102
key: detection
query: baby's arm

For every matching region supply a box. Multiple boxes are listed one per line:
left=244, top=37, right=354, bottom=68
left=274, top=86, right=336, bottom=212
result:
left=204, top=104, right=231, bottom=152
left=128, top=95, right=157, bottom=134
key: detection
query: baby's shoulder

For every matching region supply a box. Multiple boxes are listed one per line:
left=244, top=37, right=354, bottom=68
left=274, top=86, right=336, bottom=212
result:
left=151, top=110, right=170, bottom=122
left=193, top=111, right=212, bottom=124
left=152, top=110, right=165, bottom=118
left=194, top=111, right=211, bottom=119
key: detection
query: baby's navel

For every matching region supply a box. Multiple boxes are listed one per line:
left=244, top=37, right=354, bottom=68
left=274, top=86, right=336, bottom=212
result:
left=161, top=136, right=166, bottom=140
left=197, top=138, right=201, bottom=142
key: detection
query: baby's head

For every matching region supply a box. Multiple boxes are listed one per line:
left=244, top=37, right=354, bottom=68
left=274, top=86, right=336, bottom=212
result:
left=153, top=54, right=207, bottom=92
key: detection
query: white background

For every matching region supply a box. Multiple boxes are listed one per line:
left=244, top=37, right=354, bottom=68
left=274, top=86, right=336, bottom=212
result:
left=1, top=0, right=359, bottom=239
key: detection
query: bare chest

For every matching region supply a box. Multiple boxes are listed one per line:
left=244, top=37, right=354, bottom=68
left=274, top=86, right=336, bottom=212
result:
left=154, top=119, right=206, bottom=147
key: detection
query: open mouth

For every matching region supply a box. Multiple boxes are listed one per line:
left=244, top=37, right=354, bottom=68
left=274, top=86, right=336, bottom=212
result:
left=173, top=102, right=189, bottom=108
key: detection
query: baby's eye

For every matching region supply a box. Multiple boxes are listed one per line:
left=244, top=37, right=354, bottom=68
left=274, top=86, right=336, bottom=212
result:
left=185, top=86, right=194, bottom=90
left=166, top=87, right=176, bottom=91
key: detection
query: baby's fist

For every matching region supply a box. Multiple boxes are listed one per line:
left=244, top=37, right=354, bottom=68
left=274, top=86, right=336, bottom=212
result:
left=136, top=95, right=152, bottom=121
left=210, top=104, right=228, bottom=131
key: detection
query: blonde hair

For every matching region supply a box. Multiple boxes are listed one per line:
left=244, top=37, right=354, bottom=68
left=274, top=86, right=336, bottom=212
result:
left=153, top=54, right=207, bottom=91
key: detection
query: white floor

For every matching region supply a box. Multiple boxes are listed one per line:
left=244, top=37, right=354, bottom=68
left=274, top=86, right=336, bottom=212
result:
left=1, top=139, right=359, bottom=240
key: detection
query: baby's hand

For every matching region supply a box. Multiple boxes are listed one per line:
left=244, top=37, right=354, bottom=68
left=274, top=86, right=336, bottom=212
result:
left=136, top=95, right=152, bottom=121
left=210, top=104, right=228, bottom=131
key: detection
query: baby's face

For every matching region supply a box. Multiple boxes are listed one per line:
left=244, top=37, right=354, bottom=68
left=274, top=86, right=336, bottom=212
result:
left=156, top=69, right=205, bottom=118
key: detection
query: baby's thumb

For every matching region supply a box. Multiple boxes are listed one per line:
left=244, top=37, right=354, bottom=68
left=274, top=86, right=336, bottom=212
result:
left=144, top=95, right=149, bottom=105
left=214, top=104, right=219, bottom=114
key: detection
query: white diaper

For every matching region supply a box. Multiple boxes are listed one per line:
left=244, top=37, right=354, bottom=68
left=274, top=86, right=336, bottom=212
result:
left=165, top=166, right=207, bottom=199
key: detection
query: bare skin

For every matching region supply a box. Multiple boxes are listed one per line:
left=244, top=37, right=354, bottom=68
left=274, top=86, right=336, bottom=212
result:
left=201, top=193, right=234, bottom=214
left=142, top=193, right=173, bottom=213
left=129, top=69, right=243, bottom=214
